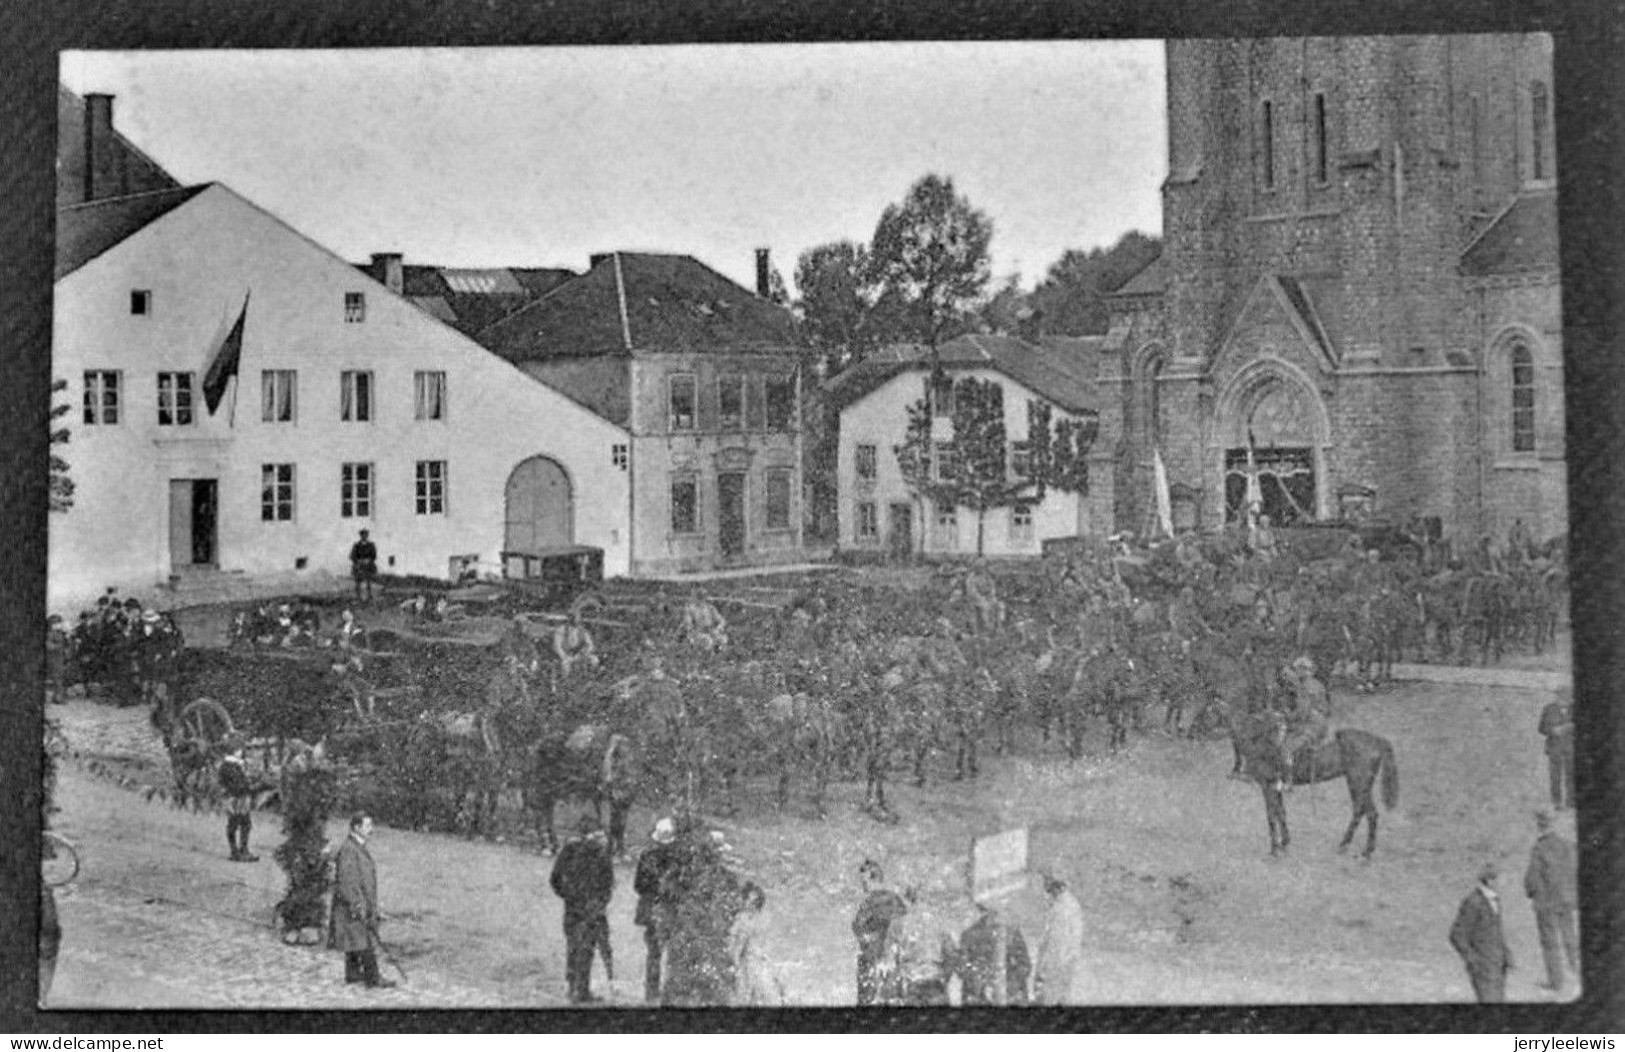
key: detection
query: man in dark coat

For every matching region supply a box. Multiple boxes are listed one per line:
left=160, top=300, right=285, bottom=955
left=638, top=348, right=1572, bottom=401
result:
left=633, top=816, right=680, bottom=1003
left=1449, top=862, right=1513, bottom=1003
left=1537, top=693, right=1574, bottom=810
left=958, top=901, right=1033, bottom=1005
left=550, top=814, right=615, bottom=1003
left=349, top=529, right=378, bottom=602
left=851, top=859, right=907, bottom=1006
left=329, top=813, right=394, bottom=988
left=1524, top=811, right=1580, bottom=992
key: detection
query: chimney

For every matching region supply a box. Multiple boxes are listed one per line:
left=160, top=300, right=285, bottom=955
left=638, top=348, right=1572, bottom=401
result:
left=755, top=248, right=772, bottom=298
left=371, top=253, right=403, bottom=295
left=84, top=93, right=121, bottom=202
left=1016, top=306, right=1043, bottom=344
left=589, top=252, right=614, bottom=270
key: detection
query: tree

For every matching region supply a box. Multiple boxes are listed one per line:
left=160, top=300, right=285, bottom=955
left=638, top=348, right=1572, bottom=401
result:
left=1029, top=231, right=1162, bottom=336
left=794, top=240, right=877, bottom=378
left=894, top=375, right=1097, bottom=556
left=867, top=174, right=994, bottom=354
left=49, top=378, right=74, bottom=513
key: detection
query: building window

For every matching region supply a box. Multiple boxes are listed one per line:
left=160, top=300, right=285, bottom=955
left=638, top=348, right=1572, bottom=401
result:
left=671, top=476, right=700, bottom=534
left=261, top=463, right=295, bottom=522
left=1469, top=93, right=1483, bottom=190
left=669, top=375, right=697, bottom=432
left=855, top=443, right=878, bottom=481
left=719, top=376, right=746, bottom=431
left=1010, top=504, right=1035, bottom=544
left=414, top=370, right=446, bottom=421
left=340, top=370, right=373, bottom=422
left=157, top=371, right=194, bottom=427
left=612, top=443, right=629, bottom=470
left=934, top=502, right=959, bottom=549
left=765, top=376, right=796, bottom=431
left=1531, top=81, right=1551, bottom=181
left=1511, top=341, right=1536, bottom=453
left=1260, top=99, right=1276, bottom=190
left=415, top=460, right=447, bottom=515
left=341, top=462, right=373, bottom=518
left=130, top=290, right=151, bottom=316
left=1313, top=92, right=1329, bottom=184
left=261, top=369, right=297, bottom=423
left=766, top=469, right=793, bottom=531
left=935, top=442, right=959, bottom=482
left=344, top=292, right=366, bottom=323
left=1010, top=440, right=1032, bottom=478
left=857, top=501, right=879, bottom=542
left=83, top=370, right=120, bottom=425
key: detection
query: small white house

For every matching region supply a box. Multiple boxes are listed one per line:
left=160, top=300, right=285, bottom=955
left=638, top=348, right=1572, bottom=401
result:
left=51, top=182, right=631, bottom=611
left=829, top=334, right=1101, bottom=559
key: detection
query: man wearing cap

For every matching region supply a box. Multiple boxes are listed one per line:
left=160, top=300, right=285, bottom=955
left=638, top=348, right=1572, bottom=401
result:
left=851, top=859, right=907, bottom=1006
left=349, top=529, right=378, bottom=602
left=1276, top=656, right=1331, bottom=790
left=218, top=734, right=260, bottom=862
left=329, top=813, right=395, bottom=988
left=551, top=814, right=616, bottom=1003
left=1524, top=811, right=1579, bottom=992
left=1449, top=862, right=1513, bottom=1002
left=633, top=816, right=681, bottom=1003
left=1035, top=873, right=1085, bottom=1005
left=1537, top=692, right=1574, bottom=810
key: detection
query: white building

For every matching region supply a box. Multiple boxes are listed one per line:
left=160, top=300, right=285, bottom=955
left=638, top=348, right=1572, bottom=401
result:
left=52, top=181, right=631, bottom=611
left=828, top=334, right=1102, bottom=559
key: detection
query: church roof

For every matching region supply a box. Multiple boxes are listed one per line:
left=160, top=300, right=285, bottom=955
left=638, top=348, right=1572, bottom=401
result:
left=1460, top=191, right=1559, bottom=277
left=1109, top=253, right=1167, bottom=297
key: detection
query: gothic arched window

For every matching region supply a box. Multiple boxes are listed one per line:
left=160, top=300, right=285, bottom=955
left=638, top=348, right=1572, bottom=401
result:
left=1530, top=81, right=1551, bottom=182
left=1511, top=340, right=1536, bottom=453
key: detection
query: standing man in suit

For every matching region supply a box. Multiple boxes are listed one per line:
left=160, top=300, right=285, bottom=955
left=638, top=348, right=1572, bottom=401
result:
left=329, top=813, right=395, bottom=989
left=349, top=530, right=378, bottom=603
left=551, top=814, right=616, bottom=1004
left=1538, top=692, right=1574, bottom=810
left=1524, top=811, right=1580, bottom=993
left=1449, top=862, right=1513, bottom=1003
left=633, top=816, right=680, bottom=1004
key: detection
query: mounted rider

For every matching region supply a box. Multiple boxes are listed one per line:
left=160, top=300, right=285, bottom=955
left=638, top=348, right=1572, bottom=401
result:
left=1276, top=655, right=1332, bottom=789
left=681, top=593, right=729, bottom=654
left=499, top=614, right=542, bottom=675
left=552, top=606, right=600, bottom=679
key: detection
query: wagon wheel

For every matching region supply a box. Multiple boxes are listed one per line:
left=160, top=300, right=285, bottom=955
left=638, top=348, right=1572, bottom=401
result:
left=177, top=697, right=235, bottom=755
left=42, top=830, right=80, bottom=887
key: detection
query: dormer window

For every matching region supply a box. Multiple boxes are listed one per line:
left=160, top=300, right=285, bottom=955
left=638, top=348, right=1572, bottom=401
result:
left=130, top=290, right=151, bottom=316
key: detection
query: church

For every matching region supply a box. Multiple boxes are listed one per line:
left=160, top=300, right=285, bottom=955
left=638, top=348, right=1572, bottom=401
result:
left=1094, top=34, right=1563, bottom=548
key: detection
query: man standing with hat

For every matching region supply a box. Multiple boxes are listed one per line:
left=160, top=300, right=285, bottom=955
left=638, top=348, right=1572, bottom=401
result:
left=1524, top=811, right=1579, bottom=993
left=349, top=529, right=378, bottom=602
left=551, top=813, right=616, bottom=1003
left=1035, top=872, right=1085, bottom=1004
left=1537, top=691, right=1574, bottom=810
left=1449, top=861, right=1513, bottom=1002
left=218, top=733, right=260, bottom=862
left=633, top=816, right=680, bottom=1003
left=329, top=813, right=395, bottom=988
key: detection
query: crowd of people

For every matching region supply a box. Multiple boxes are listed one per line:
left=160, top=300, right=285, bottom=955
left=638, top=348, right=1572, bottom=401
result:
left=49, top=589, right=183, bottom=707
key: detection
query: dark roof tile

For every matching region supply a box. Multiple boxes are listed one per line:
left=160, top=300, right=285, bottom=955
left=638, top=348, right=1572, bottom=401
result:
left=56, top=184, right=210, bottom=279
left=826, top=333, right=1098, bottom=416
left=1460, top=191, right=1558, bottom=276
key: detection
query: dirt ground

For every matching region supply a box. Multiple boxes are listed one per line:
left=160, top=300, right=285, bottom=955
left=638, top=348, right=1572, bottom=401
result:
left=44, top=629, right=1579, bottom=1008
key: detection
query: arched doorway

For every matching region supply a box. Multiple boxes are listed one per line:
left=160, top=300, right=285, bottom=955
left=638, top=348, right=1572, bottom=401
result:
left=505, top=456, right=573, bottom=553
left=1215, top=361, right=1330, bottom=527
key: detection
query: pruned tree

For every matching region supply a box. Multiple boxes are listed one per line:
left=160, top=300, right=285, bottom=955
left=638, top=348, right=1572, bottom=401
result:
left=50, top=378, right=74, bottom=513
left=867, top=174, right=994, bottom=355
left=894, top=374, right=1097, bottom=556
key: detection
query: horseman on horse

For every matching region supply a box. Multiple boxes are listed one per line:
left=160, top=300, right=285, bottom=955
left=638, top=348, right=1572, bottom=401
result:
left=552, top=603, right=600, bottom=680
left=1275, top=655, right=1332, bottom=790
left=681, top=593, right=729, bottom=654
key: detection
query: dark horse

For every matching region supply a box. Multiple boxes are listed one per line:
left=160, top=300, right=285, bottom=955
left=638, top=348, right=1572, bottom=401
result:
left=1231, top=716, right=1400, bottom=859
left=521, top=724, right=640, bottom=857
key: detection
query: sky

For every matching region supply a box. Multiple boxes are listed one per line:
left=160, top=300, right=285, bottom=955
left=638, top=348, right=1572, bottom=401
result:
left=60, top=44, right=1166, bottom=294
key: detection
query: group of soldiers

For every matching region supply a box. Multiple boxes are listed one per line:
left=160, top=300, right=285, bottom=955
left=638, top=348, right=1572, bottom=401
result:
left=48, top=589, right=183, bottom=707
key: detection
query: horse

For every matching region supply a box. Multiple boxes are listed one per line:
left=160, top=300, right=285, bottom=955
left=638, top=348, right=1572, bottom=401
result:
left=521, top=723, right=641, bottom=856
left=1230, top=716, right=1400, bottom=859
left=1460, top=572, right=1512, bottom=665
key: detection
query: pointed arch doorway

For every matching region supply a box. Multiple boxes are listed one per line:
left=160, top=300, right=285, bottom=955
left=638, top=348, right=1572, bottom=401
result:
left=505, top=456, right=574, bottom=553
left=1216, top=361, right=1331, bottom=527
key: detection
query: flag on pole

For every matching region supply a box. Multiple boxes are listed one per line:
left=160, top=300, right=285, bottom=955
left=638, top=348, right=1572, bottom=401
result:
left=1152, top=447, right=1174, bottom=538
left=203, top=292, right=249, bottom=416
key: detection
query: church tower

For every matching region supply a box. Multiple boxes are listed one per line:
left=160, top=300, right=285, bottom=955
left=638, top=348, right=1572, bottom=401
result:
left=1098, top=34, right=1564, bottom=545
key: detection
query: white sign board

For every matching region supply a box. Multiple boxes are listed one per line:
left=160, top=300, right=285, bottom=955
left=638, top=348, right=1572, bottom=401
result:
left=969, top=826, right=1028, bottom=904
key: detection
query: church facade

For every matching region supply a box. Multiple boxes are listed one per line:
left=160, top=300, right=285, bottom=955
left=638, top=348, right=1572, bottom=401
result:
left=1095, top=34, right=1564, bottom=547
